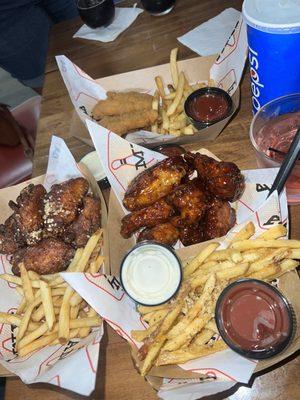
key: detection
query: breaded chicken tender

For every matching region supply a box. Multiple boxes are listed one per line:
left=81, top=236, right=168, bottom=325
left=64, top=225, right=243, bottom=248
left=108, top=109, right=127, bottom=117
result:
left=12, top=237, right=75, bottom=276
left=100, top=109, right=158, bottom=136
left=92, top=91, right=153, bottom=119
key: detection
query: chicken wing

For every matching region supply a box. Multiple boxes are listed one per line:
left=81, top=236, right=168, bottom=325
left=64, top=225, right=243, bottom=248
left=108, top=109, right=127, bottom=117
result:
left=43, top=177, right=89, bottom=236
left=167, top=179, right=208, bottom=227
left=137, top=223, right=179, bottom=246
left=8, top=184, right=46, bottom=245
left=0, top=215, right=25, bottom=254
left=12, top=237, right=75, bottom=276
left=185, top=152, right=245, bottom=202
left=123, top=156, right=189, bottom=211
left=121, top=199, right=175, bottom=238
left=202, top=199, right=236, bottom=241
left=65, top=195, right=101, bottom=248
left=92, top=91, right=153, bottom=119
left=179, top=222, right=204, bottom=246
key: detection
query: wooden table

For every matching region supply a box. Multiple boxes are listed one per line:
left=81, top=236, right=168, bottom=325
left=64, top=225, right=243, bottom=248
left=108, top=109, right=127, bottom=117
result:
left=3, top=0, right=300, bottom=399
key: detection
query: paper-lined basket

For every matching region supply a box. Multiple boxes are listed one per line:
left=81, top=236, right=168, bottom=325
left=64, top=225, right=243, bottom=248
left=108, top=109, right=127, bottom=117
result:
left=0, top=136, right=108, bottom=396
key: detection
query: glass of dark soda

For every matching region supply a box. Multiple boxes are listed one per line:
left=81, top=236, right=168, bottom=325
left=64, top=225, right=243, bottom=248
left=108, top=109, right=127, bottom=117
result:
left=77, top=0, right=115, bottom=29
left=141, top=0, right=176, bottom=16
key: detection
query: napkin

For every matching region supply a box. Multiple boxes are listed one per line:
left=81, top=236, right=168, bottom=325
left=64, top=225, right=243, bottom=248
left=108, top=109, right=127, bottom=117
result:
left=73, top=6, right=143, bottom=42
left=178, top=8, right=241, bottom=56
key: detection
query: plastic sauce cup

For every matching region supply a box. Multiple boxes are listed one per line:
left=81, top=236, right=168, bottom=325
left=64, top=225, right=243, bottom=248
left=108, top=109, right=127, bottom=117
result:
left=120, top=242, right=182, bottom=306
left=215, top=279, right=294, bottom=359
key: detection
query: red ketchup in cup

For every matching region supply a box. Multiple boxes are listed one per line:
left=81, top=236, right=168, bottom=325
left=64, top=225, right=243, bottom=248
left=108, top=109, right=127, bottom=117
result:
left=215, top=279, right=294, bottom=359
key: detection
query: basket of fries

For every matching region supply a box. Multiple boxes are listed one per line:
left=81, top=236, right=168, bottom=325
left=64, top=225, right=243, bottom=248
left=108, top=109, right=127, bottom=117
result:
left=0, top=136, right=108, bottom=395
left=58, top=17, right=246, bottom=147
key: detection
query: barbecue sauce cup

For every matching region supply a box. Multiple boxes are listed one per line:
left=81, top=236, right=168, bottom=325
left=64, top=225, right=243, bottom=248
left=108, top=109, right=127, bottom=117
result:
left=120, top=241, right=182, bottom=306
left=215, top=279, right=294, bottom=359
left=184, top=87, right=233, bottom=130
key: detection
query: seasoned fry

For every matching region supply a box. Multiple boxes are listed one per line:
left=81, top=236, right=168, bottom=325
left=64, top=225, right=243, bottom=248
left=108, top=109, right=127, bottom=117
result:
left=232, top=239, right=300, bottom=251
left=137, top=304, right=169, bottom=315
left=132, top=323, right=160, bottom=342
left=258, top=224, right=287, bottom=240
left=192, top=328, right=215, bottom=347
left=246, top=248, right=288, bottom=275
left=230, top=222, right=255, bottom=243
left=157, top=340, right=227, bottom=366
left=184, top=243, right=219, bottom=277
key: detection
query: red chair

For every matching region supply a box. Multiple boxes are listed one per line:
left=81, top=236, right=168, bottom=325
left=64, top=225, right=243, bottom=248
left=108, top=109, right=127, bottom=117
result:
left=0, top=96, right=41, bottom=188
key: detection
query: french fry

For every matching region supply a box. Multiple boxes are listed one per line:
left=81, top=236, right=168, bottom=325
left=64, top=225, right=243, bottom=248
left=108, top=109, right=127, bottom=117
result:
left=166, top=72, right=185, bottom=116
left=162, top=109, right=169, bottom=130
left=258, top=224, right=287, bottom=240
left=70, top=292, right=83, bottom=307
left=19, top=332, right=58, bottom=357
left=183, top=125, right=195, bottom=135
left=155, top=76, right=166, bottom=98
left=246, top=248, right=289, bottom=275
left=58, top=286, right=74, bottom=344
left=156, top=340, right=227, bottom=366
left=170, top=48, right=179, bottom=88
left=75, top=231, right=102, bottom=273
left=184, top=243, right=220, bottom=277
left=192, top=328, right=215, bottom=347
left=16, top=297, right=27, bottom=315
left=0, top=312, right=21, bottom=326
left=164, top=92, right=176, bottom=100
left=229, top=222, right=255, bottom=243
left=232, top=239, right=300, bottom=251
left=16, top=297, right=41, bottom=344
left=28, top=271, right=40, bottom=280
left=164, top=309, right=213, bottom=351
left=152, top=90, right=159, bottom=111
left=137, top=304, right=169, bottom=315
left=132, top=322, right=159, bottom=342
left=18, top=322, right=49, bottom=350
left=39, top=280, right=55, bottom=330
left=70, top=305, right=80, bottom=320
left=168, top=274, right=216, bottom=339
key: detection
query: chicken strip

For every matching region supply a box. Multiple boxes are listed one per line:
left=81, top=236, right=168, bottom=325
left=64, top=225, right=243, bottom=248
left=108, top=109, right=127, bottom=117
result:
left=179, top=222, right=204, bottom=246
left=120, top=199, right=175, bottom=239
left=0, top=215, right=25, bottom=254
left=43, top=177, right=89, bottom=236
left=12, top=237, right=75, bottom=276
left=185, top=152, right=245, bottom=202
left=65, top=195, right=101, bottom=248
left=8, top=184, right=46, bottom=245
left=167, top=179, right=209, bottom=227
left=123, top=156, right=189, bottom=211
left=202, top=199, right=236, bottom=241
left=92, top=91, right=153, bottom=119
left=137, top=223, right=179, bottom=246
left=99, top=109, right=158, bottom=136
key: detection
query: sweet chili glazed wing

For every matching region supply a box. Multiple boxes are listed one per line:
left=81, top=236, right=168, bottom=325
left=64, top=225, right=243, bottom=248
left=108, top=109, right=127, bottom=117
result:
left=123, top=156, right=189, bottom=211
left=202, top=198, right=236, bottom=241
left=121, top=199, right=175, bottom=238
left=185, top=152, right=245, bottom=202
left=65, top=195, right=101, bottom=248
left=43, top=177, right=89, bottom=236
left=167, top=179, right=209, bottom=227
left=137, top=223, right=179, bottom=246
left=12, top=237, right=75, bottom=276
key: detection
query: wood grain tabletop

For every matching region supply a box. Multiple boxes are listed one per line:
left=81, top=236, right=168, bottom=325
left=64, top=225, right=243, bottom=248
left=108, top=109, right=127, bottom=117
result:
left=3, top=0, right=300, bottom=399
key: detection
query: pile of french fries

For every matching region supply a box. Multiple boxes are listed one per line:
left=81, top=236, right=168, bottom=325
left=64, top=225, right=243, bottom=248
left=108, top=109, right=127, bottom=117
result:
left=151, top=48, right=215, bottom=136
left=0, top=230, right=104, bottom=358
left=132, top=223, right=300, bottom=376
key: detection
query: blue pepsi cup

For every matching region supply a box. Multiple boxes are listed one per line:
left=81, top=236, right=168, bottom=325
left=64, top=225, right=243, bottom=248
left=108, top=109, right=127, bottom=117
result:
left=243, top=0, right=300, bottom=114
